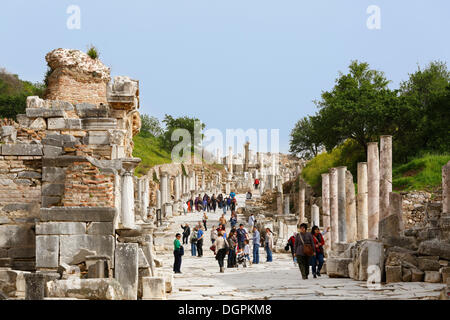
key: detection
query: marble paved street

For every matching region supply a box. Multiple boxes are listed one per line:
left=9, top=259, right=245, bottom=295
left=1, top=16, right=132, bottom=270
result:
left=158, top=194, right=445, bottom=300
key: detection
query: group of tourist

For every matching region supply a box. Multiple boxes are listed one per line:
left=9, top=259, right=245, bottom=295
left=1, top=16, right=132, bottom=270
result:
left=174, top=191, right=330, bottom=280
left=287, top=225, right=330, bottom=279
left=184, top=193, right=237, bottom=214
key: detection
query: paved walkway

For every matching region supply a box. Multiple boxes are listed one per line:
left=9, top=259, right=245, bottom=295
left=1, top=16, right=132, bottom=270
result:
left=158, top=194, right=445, bottom=300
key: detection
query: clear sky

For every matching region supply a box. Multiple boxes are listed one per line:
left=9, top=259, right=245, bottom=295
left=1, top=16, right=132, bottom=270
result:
left=1, top=0, right=449, bottom=154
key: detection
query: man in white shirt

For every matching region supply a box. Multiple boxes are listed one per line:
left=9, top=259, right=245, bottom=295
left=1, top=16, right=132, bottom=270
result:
left=248, top=213, right=255, bottom=229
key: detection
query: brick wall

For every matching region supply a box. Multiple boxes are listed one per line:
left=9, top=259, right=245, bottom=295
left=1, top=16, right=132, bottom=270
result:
left=63, top=161, right=115, bottom=207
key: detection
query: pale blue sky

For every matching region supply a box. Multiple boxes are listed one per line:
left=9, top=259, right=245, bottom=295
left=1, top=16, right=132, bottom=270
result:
left=1, top=0, right=449, bottom=153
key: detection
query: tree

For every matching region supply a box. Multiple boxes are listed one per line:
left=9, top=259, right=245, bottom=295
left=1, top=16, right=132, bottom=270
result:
left=160, top=115, right=205, bottom=153
left=396, top=61, right=450, bottom=161
left=314, top=60, right=399, bottom=153
left=0, top=68, right=45, bottom=120
left=289, top=115, right=323, bottom=159
left=139, top=114, right=163, bottom=137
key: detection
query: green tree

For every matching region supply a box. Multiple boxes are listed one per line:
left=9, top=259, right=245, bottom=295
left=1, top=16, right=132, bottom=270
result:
left=314, top=60, right=399, bottom=154
left=0, top=68, right=45, bottom=120
left=289, top=115, right=323, bottom=159
left=160, top=115, right=205, bottom=153
left=396, top=61, right=450, bottom=161
left=139, top=114, right=163, bottom=138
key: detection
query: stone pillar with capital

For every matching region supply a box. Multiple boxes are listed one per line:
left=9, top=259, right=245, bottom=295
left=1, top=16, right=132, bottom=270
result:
left=120, top=158, right=141, bottom=230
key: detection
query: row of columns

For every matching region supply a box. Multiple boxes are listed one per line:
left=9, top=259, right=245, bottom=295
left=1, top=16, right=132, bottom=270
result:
left=316, top=136, right=393, bottom=249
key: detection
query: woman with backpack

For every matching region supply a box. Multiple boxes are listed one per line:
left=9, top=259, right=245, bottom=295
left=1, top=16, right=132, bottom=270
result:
left=295, top=223, right=315, bottom=280
left=311, top=226, right=325, bottom=278
left=190, top=226, right=198, bottom=256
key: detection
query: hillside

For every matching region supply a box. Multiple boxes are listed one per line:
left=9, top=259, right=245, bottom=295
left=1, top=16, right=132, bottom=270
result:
left=132, top=134, right=172, bottom=176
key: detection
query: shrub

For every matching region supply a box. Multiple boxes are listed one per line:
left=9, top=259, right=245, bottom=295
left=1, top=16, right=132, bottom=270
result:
left=87, top=45, right=99, bottom=59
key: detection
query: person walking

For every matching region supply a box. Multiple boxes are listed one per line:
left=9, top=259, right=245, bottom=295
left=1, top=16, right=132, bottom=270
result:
left=243, top=239, right=251, bottom=265
left=197, top=226, right=204, bottom=257
left=190, top=226, right=198, bottom=256
left=173, top=233, right=183, bottom=274
left=287, top=232, right=297, bottom=264
left=248, top=213, right=255, bottom=229
left=202, top=212, right=208, bottom=231
left=211, top=194, right=217, bottom=212
left=264, top=228, right=273, bottom=262
left=226, top=196, right=231, bottom=211
left=230, top=213, right=237, bottom=229
left=295, top=223, right=315, bottom=280
left=254, top=178, right=260, bottom=190
left=214, top=230, right=228, bottom=273
left=252, top=226, right=260, bottom=264
left=219, top=214, right=227, bottom=227
left=227, top=230, right=237, bottom=268
left=181, top=223, right=190, bottom=245
left=236, top=224, right=248, bottom=250
left=230, top=197, right=237, bottom=212
left=210, top=225, right=218, bottom=244
left=311, top=226, right=325, bottom=278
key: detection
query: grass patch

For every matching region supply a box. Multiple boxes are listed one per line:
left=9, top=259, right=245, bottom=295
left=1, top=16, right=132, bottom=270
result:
left=132, top=134, right=172, bottom=177
left=393, top=153, right=450, bottom=191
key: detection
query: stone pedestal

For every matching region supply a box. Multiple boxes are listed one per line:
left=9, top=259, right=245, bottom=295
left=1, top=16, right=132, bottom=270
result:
left=25, top=273, right=46, bottom=300
left=368, top=142, right=380, bottom=239
left=120, top=158, right=141, bottom=230
left=357, top=162, right=368, bottom=240
left=114, top=243, right=138, bottom=300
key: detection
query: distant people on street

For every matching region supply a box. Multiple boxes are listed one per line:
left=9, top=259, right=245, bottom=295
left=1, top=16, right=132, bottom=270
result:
left=264, top=228, right=273, bottom=262
left=236, top=224, right=248, bottom=249
left=190, top=226, right=198, bottom=256
left=287, top=232, right=297, bottom=264
left=183, top=202, right=188, bottom=215
left=248, top=213, right=255, bottom=229
left=215, top=230, right=228, bottom=273
left=219, top=214, right=227, bottom=227
left=210, top=225, right=218, bottom=244
left=227, top=230, right=237, bottom=268
left=226, top=196, right=231, bottom=211
left=173, top=233, right=183, bottom=274
left=246, top=191, right=252, bottom=199
left=252, top=226, right=260, bottom=264
left=254, top=178, right=260, bottom=189
left=211, top=194, right=217, bottom=212
left=197, top=226, right=204, bottom=257
left=311, top=226, right=325, bottom=278
left=230, top=212, right=237, bottom=229
left=230, top=197, right=237, bottom=212
left=243, top=239, right=251, bottom=265
left=202, top=212, right=208, bottom=231
left=181, top=223, right=190, bottom=244
left=295, top=223, right=315, bottom=280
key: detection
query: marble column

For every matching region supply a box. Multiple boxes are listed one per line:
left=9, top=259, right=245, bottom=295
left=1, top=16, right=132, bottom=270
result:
left=174, top=175, right=181, bottom=201
left=121, top=159, right=141, bottom=229
left=142, top=177, right=149, bottom=218
left=311, top=204, right=320, bottom=227
left=357, top=162, right=369, bottom=240
left=228, top=146, right=233, bottom=174
left=329, top=168, right=339, bottom=246
left=284, top=195, right=290, bottom=214
left=160, top=173, right=168, bottom=206
left=244, top=142, right=250, bottom=172
left=443, top=161, right=450, bottom=214
left=337, top=166, right=347, bottom=243
left=321, top=173, right=331, bottom=249
left=367, top=142, right=380, bottom=239
left=345, top=170, right=357, bottom=243
left=380, top=135, right=392, bottom=221
left=298, top=179, right=306, bottom=223
left=156, top=190, right=161, bottom=210
left=277, top=192, right=283, bottom=215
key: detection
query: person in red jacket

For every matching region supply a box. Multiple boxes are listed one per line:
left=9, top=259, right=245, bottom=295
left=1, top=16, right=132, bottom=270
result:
left=311, top=226, right=325, bottom=278
left=254, top=178, right=260, bottom=190
left=287, top=233, right=297, bottom=264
